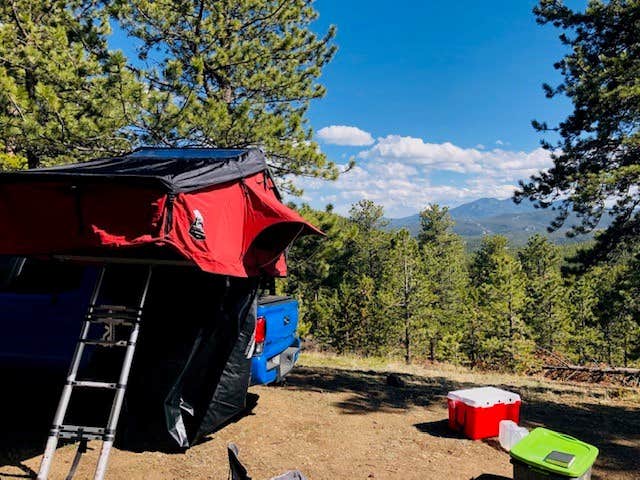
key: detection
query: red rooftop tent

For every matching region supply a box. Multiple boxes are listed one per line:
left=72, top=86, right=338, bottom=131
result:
left=0, top=148, right=320, bottom=452
left=0, top=147, right=319, bottom=276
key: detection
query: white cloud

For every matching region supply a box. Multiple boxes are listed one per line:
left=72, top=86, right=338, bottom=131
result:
left=358, top=135, right=551, bottom=180
left=317, top=125, right=375, bottom=146
left=477, top=147, right=551, bottom=179
left=293, top=134, right=554, bottom=218
left=358, top=135, right=484, bottom=173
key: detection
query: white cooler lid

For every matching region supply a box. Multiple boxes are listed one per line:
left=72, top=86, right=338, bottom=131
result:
left=447, top=386, right=520, bottom=407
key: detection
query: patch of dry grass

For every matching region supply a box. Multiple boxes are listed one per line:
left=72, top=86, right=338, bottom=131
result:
left=299, top=351, right=640, bottom=406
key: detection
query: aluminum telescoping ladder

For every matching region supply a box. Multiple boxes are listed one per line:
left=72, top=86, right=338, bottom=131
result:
left=37, top=265, right=153, bottom=480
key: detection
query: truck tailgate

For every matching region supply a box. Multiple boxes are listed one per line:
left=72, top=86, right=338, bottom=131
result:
left=257, top=296, right=298, bottom=356
left=251, top=296, right=300, bottom=385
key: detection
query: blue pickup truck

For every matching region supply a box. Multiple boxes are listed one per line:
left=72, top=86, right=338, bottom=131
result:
left=0, top=256, right=300, bottom=385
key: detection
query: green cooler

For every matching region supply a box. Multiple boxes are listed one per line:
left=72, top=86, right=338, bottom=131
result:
left=510, top=428, right=599, bottom=480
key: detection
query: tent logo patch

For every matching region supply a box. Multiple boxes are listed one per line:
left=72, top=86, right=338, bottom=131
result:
left=189, top=209, right=206, bottom=240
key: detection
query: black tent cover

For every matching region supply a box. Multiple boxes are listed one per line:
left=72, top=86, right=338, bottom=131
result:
left=0, top=147, right=269, bottom=193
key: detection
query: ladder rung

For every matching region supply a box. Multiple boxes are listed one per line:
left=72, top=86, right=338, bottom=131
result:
left=71, top=380, right=118, bottom=389
left=81, top=339, right=130, bottom=347
left=91, top=309, right=139, bottom=318
left=93, top=304, right=141, bottom=314
left=88, top=317, right=135, bottom=327
left=59, top=425, right=105, bottom=441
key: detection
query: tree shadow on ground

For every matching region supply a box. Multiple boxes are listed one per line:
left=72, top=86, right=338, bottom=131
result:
left=284, top=366, right=477, bottom=414
left=284, top=366, right=640, bottom=479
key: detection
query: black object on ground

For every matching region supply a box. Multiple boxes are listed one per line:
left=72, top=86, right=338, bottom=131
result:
left=227, top=443, right=308, bottom=480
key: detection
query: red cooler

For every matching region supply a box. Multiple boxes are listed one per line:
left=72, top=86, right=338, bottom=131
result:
left=447, top=387, right=521, bottom=440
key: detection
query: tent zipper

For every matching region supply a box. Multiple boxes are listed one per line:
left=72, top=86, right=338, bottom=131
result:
left=164, top=193, right=176, bottom=235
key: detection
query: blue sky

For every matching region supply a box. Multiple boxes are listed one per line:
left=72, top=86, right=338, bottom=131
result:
left=110, top=1, right=586, bottom=218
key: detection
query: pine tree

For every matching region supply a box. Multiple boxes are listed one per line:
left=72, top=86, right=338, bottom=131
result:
left=347, top=200, right=390, bottom=284
left=566, top=274, right=602, bottom=364
left=112, top=0, right=338, bottom=190
left=616, top=252, right=640, bottom=365
left=332, top=275, right=379, bottom=354
left=519, top=235, right=570, bottom=353
left=418, top=204, right=469, bottom=363
left=469, top=235, right=509, bottom=287
left=0, top=1, right=136, bottom=168
left=472, top=236, right=534, bottom=371
left=379, top=229, right=432, bottom=363
left=304, top=286, right=342, bottom=352
left=334, top=200, right=392, bottom=355
left=417, top=204, right=456, bottom=248
left=588, top=262, right=640, bottom=366
left=516, top=0, right=640, bottom=259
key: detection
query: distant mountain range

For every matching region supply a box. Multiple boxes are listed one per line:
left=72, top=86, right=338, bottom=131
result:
left=387, top=198, right=610, bottom=248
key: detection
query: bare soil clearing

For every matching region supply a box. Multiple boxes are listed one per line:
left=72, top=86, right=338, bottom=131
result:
left=2, top=354, right=638, bottom=480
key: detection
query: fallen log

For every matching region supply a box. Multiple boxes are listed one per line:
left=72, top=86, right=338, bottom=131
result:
left=542, top=365, right=640, bottom=375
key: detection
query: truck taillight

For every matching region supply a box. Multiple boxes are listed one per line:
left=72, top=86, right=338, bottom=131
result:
left=255, top=316, right=266, bottom=354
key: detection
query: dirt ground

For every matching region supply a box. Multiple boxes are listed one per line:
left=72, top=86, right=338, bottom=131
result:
left=1, top=353, right=639, bottom=480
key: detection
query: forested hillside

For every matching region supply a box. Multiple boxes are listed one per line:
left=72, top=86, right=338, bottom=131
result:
left=387, top=198, right=612, bottom=249
left=282, top=201, right=640, bottom=372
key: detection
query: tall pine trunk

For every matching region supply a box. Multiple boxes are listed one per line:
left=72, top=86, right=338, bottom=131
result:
left=404, top=311, right=411, bottom=364
left=25, top=68, right=40, bottom=170
left=403, top=255, right=411, bottom=364
left=26, top=149, right=39, bottom=169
